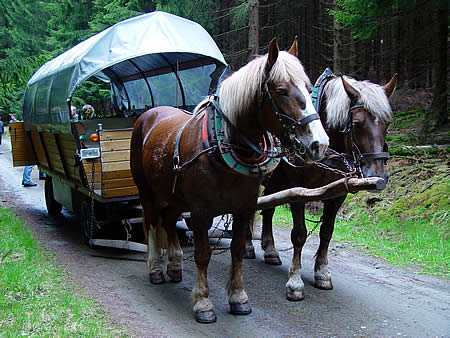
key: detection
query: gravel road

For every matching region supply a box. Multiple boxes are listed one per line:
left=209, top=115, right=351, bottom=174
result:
left=0, top=138, right=448, bottom=337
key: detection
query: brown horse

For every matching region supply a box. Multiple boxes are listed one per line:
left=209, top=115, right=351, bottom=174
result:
left=245, top=72, right=397, bottom=301
left=130, top=38, right=329, bottom=323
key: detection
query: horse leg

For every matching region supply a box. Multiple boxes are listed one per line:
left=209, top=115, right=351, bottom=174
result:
left=286, top=202, right=307, bottom=301
left=163, top=208, right=183, bottom=283
left=314, top=195, right=346, bottom=290
left=244, top=212, right=256, bottom=259
left=227, top=212, right=252, bottom=315
left=141, top=197, right=165, bottom=284
left=191, top=216, right=216, bottom=323
left=261, top=207, right=282, bottom=265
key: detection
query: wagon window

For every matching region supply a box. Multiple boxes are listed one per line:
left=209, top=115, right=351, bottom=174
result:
left=123, top=78, right=152, bottom=110
left=147, top=72, right=182, bottom=107
left=177, top=64, right=216, bottom=107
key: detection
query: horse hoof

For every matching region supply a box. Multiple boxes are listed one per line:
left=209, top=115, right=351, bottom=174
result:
left=195, top=310, right=217, bottom=324
left=149, top=271, right=165, bottom=285
left=315, top=279, right=333, bottom=290
left=230, top=301, right=252, bottom=315
left=286, top=287, right=305, bottom=301
left=264, top=256, right=282, bottom=265
left=167, top=270, right=182, bottom=283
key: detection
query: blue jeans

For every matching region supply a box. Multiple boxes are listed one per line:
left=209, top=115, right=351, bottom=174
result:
left=22, top=165, right=33, bottom=184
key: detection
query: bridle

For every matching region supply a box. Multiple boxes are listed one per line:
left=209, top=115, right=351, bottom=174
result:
left=259, top=80, right=320, bottom=158
left=340, top=103, right=390, bottom=177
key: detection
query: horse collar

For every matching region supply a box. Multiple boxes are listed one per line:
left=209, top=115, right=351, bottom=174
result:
left=207, top=98, right=281, bottom=177
left=311, top=67, right=336, bottom=112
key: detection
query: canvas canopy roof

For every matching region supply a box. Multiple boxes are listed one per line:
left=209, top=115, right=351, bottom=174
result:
left=23, top=11, right=227, bottom=132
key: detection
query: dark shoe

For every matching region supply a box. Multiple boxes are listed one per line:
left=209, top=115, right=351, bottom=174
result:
left=23, top=182, right=37, bottom=187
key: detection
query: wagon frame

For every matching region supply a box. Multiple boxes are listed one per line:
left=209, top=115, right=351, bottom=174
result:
left=11, top=11, right=227, bottom=245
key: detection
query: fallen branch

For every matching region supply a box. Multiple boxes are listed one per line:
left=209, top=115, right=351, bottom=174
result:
left=257, top=177, right=384, bottom=210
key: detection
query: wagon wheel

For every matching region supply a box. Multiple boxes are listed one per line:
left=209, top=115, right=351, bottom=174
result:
left=80, top=199, right=97, bottom=244
left=44, top=177, right=62, bottom=215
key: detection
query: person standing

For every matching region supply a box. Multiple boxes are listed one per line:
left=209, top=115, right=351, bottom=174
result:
left=70, top=105, right=78, bottom=122
left=0, top=119, right=4, bottom=151
left=9, top=114, right=37, bottom=187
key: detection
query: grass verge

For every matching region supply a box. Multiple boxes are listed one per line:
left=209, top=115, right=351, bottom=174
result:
left=0, top=206, right=124, bottom=336
left=269, top=154, right=449, bottom=278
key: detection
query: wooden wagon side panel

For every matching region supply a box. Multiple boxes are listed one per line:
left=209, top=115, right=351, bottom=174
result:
left=99, top=129, right=138, bottom=198
left=57, top=133, right=81, bottom=183
left=41, top=132, right=66, bottom=176
left=9, top=122, right=37, bottom=166
left=30, top=131, right=49, bottom=168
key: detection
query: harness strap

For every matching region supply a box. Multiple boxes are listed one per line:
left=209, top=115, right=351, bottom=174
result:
left=173, top=117, right=194, bottom=170
left=263, top=82, right=320, bottom=131
left=210, top=98, right=280, bottom=159
left=359, top=152, right=390, bottom=161
left=172, top=111, right=217, bottom=193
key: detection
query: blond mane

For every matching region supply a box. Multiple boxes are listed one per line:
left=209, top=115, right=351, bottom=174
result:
left=217, top=51, right=310, bottom=124
left=324, top=76, right=392, bottom=129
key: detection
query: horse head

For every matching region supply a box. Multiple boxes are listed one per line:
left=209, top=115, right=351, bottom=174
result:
left=335, top=74, right=397, bottom=190
left=219, top=37, right=328, bottom=164
left=261, top=38, right=329, bottom=163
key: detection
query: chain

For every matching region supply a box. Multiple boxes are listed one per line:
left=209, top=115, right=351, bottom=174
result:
left=124, top=219, right=132, bottom=243
left=89, top=160, right=96, bottom=241
left=275, top=215, right=323, bottom=252
left=183, top=214, right=232, bottom=261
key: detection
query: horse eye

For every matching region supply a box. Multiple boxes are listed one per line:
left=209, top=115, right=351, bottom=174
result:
left=353, top=121, right=362, bottom=128
left=276, top=88, right=289, bottom=96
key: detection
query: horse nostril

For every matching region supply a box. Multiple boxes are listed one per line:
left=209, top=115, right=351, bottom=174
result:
left=310, top=141, right=320, bottom=154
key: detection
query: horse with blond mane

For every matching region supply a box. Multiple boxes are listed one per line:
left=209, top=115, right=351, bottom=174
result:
left=130, top=38, right=329, bottom=323
left=245, top=69, right=397, bottom=301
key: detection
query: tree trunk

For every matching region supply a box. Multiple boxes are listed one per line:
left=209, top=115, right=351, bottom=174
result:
left=429, top=0, right=448, bottom=126
left=332, top=0, right=344, bottom=74
left=248, top=0, right=259, bottom=60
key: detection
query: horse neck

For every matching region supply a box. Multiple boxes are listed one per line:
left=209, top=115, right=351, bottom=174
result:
left=224, top=103, right=264, bottom=150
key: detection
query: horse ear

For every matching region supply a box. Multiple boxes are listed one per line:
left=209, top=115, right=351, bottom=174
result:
left=267, top=38, right=279, bottom=72
left=288, top=36, right=298, bottom=57
left=340, top=74, right=360, bottom=103
left=384, top=73, right=398, bottom=98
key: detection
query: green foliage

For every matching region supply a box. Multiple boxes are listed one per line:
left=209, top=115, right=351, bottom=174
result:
left=155, top=0, right=218, bottom=32
left=0, top=206, right=125, bottom=335
left=230, top=0, right=249, bottom=29
left=90, top=0, right=151, bottom=32
left=328, top=0, right=417, bottom=39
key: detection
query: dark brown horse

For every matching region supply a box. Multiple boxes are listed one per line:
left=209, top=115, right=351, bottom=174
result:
left=245, top=72, right=397, bottom=301
left=130, top=38, right=329, bottom=323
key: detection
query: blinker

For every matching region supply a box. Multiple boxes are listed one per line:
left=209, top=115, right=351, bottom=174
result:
left=90, top=133, right=99, bottom=142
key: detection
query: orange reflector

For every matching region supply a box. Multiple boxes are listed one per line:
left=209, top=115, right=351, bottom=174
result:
left=90, top=134, right=99, bottom=142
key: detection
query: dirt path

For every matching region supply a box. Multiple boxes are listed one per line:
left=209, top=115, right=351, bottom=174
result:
left=0, top=139, right=448, bottom=337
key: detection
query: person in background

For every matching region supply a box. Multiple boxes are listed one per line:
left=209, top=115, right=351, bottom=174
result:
left=70, top=105, right=78, bottom=121
left=0, top=119, right=4, bottom=151
left=83, top=104, right=95, bottom=119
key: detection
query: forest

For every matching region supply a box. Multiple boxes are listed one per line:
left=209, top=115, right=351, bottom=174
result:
left=0, top=0, right=447, bottom=134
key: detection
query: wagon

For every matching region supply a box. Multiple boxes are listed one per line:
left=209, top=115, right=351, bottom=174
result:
left=10, top=11, right=227, bottom=246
